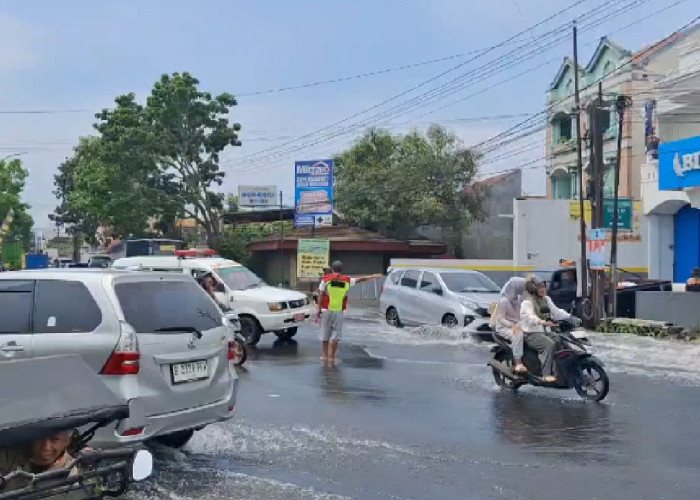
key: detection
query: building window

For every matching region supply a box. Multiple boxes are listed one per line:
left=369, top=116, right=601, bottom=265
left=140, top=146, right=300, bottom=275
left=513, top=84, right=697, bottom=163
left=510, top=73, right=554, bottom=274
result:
left=551, top=172, right=573, bottom=199
left=551, top=113, right=572, bottom=146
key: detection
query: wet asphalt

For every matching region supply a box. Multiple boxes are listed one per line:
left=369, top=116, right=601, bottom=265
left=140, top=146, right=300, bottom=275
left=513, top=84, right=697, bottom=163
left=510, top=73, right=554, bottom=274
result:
left=133, top=311, right=700, bottom=500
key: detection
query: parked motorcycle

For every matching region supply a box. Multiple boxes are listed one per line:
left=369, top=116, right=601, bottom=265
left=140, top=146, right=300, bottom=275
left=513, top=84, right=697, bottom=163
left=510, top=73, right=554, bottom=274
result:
left=488, top=307, right=610, bottom=401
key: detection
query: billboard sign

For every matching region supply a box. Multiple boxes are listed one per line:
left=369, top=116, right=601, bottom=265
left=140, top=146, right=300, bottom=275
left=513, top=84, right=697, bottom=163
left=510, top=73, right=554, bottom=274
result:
left=294, top=159, right=333, bottom=227
left=659, top=135, right=700, bottom=190
left=297, top=238, right=330, bottom=280
left=238, top=185, right=278, bottom=207
left=603, top=198, right=632, bottom=230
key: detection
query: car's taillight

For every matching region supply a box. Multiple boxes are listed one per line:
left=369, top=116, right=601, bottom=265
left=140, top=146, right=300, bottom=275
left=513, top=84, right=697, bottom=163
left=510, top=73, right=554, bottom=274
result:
left=227, top=340, right=238, bottom=361
left=120, top=427, right=144, bottom=436
left=101, top=321, right=140, bottom=375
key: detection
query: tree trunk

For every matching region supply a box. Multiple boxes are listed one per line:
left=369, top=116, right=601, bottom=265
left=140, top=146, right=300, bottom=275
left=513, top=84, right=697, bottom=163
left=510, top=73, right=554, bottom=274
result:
left=72, top=230, right=81, bottom=263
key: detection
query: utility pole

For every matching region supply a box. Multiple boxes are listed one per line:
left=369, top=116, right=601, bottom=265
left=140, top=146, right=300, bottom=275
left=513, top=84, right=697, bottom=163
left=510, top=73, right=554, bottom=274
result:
left=588, top=82, right=606, bottom=325
left=609, top=95, right=632, bottom=317
left=279, top=190, right=285, bottom=287
left=572, top=22, right=588, bottom=312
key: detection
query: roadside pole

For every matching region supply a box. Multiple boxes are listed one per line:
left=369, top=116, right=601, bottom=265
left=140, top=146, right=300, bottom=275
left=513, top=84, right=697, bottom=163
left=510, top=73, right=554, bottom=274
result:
left=279, top=190, right=285, bottom=287
left=573, top=22, right=588, bottom=314
left=589, top=83, right=606, bottom=326
left=609, top=95, right=632, bottom=317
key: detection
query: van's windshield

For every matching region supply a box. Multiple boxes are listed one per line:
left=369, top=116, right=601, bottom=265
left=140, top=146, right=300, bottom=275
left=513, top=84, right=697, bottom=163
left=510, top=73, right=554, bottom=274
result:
left=216, top=266, right=264, bottom=290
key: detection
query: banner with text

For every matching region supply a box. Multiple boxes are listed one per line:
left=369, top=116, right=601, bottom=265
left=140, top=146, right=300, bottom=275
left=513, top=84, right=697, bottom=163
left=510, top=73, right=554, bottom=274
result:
left=297, top=238, right=330, bottom=280
left=294, top=159, right=333, bottom=227
left=588, top=228, right=607, bottom=270
left=238, top=185, right=278, bottom=207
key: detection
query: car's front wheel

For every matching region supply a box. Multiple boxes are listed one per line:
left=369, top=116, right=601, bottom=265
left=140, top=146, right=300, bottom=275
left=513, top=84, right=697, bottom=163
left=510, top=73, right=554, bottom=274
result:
left=386, top=307, right=402, bottom=327
left=154, top=429, right=194, bottom=448
left=442, top=313, right=459, bottom=328
left=240, top=316, right=262, bottom=346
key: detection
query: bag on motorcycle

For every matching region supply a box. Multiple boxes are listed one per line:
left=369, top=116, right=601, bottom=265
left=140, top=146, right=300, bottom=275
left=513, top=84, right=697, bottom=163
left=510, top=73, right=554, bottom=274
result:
left=488, top=302, right=499, bottom=328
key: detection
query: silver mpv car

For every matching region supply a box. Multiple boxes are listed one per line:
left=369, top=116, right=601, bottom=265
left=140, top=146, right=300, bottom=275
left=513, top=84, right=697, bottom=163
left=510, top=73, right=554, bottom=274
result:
left=0, top=269, right=238, bottom=448
left=380, top=267, right=501, bottom=338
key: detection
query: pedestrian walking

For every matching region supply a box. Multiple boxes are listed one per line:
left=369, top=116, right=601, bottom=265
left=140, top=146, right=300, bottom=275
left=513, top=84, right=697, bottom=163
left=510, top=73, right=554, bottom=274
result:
left=317, top=260, right=382, bottom=364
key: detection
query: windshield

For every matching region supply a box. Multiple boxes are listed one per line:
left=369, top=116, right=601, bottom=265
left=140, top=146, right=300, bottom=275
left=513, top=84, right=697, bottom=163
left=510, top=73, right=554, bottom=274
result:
left=439, top=271, right=499, bottom=293
left=216, top=266, right=264, bottom=290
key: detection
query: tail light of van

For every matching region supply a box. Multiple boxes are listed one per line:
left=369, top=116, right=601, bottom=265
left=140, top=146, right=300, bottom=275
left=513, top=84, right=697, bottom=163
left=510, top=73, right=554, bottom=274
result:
left=101, top=322, right=140, bottom=375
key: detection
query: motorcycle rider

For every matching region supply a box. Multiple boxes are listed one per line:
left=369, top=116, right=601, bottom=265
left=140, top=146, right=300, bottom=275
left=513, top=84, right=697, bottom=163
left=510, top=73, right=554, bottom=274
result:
left=490, top=277, right=527, bottom=374
left=520, top=277, right=574, bottom=383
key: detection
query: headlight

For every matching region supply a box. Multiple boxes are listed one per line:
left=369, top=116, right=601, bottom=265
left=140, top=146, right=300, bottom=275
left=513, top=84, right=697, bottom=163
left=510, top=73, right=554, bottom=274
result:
left=459, top=297, right=478, bottom=310
left=268, top=302, right=287, bottom=311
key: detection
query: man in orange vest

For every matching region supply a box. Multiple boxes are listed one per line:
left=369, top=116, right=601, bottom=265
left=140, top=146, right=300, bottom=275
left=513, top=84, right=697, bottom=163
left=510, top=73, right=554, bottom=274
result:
left=317, top=260, right=382, bottom=364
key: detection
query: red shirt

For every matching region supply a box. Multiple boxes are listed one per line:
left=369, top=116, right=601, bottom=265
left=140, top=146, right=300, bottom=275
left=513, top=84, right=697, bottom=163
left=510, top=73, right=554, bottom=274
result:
left=319, top=273, right=352, bottom=311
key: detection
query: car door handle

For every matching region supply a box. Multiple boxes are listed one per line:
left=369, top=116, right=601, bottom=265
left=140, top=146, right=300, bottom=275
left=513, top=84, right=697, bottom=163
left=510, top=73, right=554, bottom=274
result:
left=0, top=344, right=24, bottom=352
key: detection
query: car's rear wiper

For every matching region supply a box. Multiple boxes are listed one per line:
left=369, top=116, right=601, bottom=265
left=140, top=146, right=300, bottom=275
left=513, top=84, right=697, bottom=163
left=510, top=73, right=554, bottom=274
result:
left=155, top=326, right=202, bottom=339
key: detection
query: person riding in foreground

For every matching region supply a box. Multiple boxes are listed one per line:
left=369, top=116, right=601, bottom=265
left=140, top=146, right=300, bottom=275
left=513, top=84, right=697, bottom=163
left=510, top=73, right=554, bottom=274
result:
left=317, top=261, right=382, bottom=364
left=520, top=277, right=574, bottom=383
left=490, top=277, right=527, bottom=374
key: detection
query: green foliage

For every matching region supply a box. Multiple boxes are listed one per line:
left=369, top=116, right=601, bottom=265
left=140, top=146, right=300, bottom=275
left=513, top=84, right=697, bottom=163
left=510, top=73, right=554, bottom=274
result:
left=0, top=158, right=34, bottom=251
left=53, top=72, right=241, bottom=248
left=217, top=221, right=293, bottom=265
left=335, top=125, right=485, bottom=257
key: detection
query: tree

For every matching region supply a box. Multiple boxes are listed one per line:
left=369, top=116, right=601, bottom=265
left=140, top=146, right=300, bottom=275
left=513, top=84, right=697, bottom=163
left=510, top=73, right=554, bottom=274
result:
left=54, top=73, right=242, bottom=248
left=0, top=158, right=34, bottom=251
left=335, top=125, right=485, bottom=257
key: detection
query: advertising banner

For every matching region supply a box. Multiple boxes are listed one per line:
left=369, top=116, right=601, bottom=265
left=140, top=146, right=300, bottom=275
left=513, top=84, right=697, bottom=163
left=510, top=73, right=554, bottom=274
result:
left=659, top=135, right=700, bottom=190
left=588, top=228, right=607, bottom=271
left=294, top=160, right=333, bottom=227
left=297, top=239, right=330, bottom=280
left=238, top=185, right=278, bottom=207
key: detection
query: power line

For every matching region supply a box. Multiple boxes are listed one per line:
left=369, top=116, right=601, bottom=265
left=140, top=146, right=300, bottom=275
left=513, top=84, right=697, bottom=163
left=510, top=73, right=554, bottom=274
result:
left=228, top=0, right=599, bottom=168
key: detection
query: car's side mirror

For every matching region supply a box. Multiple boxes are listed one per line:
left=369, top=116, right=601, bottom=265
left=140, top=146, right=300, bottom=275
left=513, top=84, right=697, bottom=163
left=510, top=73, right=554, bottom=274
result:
left=131, top=449, right=153, bottom=482
left=215, top=282, right=225, bottom=293
left=432, top=287, right=443, bottom=296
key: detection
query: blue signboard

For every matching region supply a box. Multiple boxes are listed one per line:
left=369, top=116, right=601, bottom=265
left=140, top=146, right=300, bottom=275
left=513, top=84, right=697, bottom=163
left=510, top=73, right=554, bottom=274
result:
left=659, top=135, right=700, bottom=190
left=294, top=159, right=334, bottom=227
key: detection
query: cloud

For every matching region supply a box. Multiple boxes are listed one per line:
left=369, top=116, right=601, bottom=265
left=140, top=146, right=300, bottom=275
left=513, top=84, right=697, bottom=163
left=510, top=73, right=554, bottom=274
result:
left=0, top=15, right=39, bottom=70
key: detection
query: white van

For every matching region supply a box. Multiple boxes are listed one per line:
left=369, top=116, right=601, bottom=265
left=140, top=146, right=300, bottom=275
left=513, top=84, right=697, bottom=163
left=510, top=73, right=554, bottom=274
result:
left=113, top=251, right=313, bottom=345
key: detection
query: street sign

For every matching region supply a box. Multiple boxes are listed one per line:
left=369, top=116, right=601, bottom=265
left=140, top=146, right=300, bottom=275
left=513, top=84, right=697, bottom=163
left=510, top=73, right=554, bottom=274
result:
left=314, top=214, right=332, bottom=227
left=238, top=186, right=278, bottom=207
left=603, top=198, right=632, bottom=230
left=297, top=239, right=330, bottom=280
left=588, top=228, right=607, bottom=270
left=295, top=160, right=333, bottom=227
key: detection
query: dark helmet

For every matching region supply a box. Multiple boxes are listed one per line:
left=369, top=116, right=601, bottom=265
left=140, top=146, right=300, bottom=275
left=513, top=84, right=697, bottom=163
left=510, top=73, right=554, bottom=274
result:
left=331, top=260, right=343, bottom=273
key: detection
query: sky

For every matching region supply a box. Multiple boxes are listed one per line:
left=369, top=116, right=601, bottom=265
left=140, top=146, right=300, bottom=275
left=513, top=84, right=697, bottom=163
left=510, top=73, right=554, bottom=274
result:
left=0, top=0, right=693, bottom=234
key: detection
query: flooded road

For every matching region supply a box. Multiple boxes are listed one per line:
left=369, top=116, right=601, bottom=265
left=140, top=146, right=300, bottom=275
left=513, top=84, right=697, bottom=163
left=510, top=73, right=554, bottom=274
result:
left=133, top=309, right=700, bottom=499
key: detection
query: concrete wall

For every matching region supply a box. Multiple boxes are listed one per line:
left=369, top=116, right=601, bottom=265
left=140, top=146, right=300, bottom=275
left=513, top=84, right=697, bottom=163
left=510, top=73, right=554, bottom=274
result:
left=635, top=291, right=700, bottom=328
left=513, top=199, right=648, bottom=272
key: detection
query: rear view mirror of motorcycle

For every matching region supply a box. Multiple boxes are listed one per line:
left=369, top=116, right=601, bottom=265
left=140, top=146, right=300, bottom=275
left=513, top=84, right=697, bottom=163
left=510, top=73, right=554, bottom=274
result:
left=132, top=449, right=153, bottom=482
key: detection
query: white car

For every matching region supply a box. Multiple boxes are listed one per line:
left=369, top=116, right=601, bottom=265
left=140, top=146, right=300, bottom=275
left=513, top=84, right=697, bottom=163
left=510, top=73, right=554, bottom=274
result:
left=112, top=251, right=313, bottom=345
left=380, top=267, right=501, bottom=339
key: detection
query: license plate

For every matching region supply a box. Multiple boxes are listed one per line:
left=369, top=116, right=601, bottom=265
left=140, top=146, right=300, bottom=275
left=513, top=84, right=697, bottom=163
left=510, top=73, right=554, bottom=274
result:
left=171, top=360, right=208, bottom=384
left=294, top=313, right=305, bottom=321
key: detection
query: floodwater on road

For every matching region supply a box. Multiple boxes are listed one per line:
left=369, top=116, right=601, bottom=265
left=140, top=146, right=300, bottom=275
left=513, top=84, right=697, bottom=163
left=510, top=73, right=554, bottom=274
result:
left=130, top=308, right=700, bottom=500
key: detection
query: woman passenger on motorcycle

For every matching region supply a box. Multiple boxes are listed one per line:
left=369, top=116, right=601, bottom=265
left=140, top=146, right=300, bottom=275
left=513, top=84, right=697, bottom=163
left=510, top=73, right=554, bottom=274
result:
left=520, top=277, right=573, bottom=383
left=491, top=277, right=527, bottom=374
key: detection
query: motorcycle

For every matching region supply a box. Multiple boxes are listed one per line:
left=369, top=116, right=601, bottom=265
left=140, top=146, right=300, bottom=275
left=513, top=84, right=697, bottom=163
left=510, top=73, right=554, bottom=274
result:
left=223, top=310, right=248, bottom=366
left=0, top=355, right=153, bottom=499
left=488, top=306, right=610, bottom=402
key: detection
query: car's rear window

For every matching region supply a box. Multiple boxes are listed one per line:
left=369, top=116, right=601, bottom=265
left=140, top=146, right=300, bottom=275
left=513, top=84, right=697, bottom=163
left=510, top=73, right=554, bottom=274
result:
left=33, top=280, right=102, bottom=333
left=115, top=280, right=222, bottom=333
left=389, top=270, right=403, bottom=285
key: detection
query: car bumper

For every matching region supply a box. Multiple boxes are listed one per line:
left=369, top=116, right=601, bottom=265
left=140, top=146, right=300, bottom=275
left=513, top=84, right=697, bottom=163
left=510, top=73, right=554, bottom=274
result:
left=257, top=306, right=314, bottom=332
left=91, top=374, right=238, bottom=448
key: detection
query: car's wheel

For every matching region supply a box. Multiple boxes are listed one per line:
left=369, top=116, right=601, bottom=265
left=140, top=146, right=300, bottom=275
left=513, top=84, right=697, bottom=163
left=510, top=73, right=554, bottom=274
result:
left=239, top=316, right=262, bottom=346
left=231, top=339, right=247, bottom=366
left=441, top=313, right=459, bottom=328
left=385, top=307, right=402, bottom=327
left=274, top=327, right=297, bottom=340
left=154, top=429, right=195, bottom=448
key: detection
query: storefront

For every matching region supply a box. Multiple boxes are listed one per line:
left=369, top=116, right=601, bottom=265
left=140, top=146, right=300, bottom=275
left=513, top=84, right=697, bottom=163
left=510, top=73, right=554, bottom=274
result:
left=659, top=135, right=700, bottom=282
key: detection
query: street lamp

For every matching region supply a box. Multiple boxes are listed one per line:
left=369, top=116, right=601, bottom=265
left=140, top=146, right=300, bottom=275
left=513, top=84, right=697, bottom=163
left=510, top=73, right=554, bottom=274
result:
left=1, top=152, right=28, bottom=161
